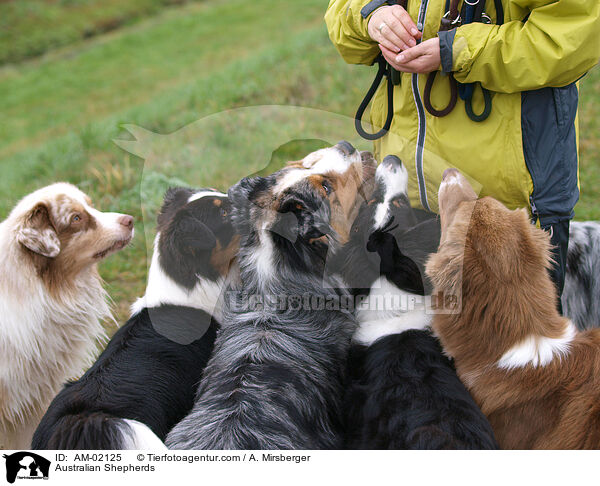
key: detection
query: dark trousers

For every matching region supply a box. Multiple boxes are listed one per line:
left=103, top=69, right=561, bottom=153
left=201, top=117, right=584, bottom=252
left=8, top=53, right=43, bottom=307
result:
left=541, top=220, right=570, bottom=315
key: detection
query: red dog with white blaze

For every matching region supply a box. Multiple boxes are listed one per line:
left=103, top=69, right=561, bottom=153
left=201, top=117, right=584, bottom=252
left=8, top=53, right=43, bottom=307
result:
left=426, top=169, right=600, bottom=449
left=0, top=183, right=134, bottom=449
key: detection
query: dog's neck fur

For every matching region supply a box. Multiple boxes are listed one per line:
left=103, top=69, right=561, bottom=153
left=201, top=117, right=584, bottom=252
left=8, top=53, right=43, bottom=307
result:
left=0, top=221, right=110, bottom=430
left=238, top=226, right=336, bottom=295
left=353, top=277, right=431, bottom=346
left=130, top=234, right=227, bottom=321
left=432, top=260, right=573, bottom=379
left=233, top=227, right=349, bottom=319
left=236, top=229, right=278, bottom=294
left=431, top=259, right=593, bottom=450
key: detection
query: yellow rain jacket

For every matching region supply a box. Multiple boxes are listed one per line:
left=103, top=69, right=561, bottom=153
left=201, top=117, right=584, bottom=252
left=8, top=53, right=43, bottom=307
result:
left=325, top=0, right=600, bottom=225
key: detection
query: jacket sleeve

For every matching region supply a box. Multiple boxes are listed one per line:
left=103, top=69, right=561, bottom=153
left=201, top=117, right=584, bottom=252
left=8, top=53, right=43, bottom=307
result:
left=325, top=0, right=381, bottom=65
left=438, top=0, right=600, bottom=93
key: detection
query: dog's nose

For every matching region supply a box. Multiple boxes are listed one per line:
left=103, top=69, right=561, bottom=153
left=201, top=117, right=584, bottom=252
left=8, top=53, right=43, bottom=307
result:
left=443, top=168, right=459, bottom=181
left=382, top=155, right=403, bottom=173
left=335, top=140, right=356, bottom=156
left=118, top=215, right=134, bottom=229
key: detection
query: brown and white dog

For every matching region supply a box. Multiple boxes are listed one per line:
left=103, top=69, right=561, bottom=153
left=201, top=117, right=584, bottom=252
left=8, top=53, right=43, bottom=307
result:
left=0, top=183, right=134, bottom=449
left=426, top=168, right=600, bottom=449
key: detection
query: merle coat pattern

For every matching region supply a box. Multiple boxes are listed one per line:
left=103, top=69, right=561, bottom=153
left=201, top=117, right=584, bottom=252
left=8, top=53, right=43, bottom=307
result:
left=562, top=221, right=600, bottom=331
left=166, top=144, right=373, bottom=449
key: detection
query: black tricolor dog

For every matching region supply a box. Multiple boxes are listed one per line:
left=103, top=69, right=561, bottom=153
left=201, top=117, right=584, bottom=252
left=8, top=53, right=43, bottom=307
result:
left=339, top=156, right=498, bottom=449
left=331, top=155, right=437, bottom=297
left=32, top=188, right=237, bottom=449
left=166, top=142, right=376, bottom=449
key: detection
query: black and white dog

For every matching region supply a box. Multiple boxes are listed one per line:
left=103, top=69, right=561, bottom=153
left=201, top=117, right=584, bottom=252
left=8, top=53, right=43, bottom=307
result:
left=166, top=142, right=376, bottom=449
left=340, top=156, right=498, bottom=449
left=563, top=221, right=600, bottom=331
left=32, top=187, right=237, bottom=449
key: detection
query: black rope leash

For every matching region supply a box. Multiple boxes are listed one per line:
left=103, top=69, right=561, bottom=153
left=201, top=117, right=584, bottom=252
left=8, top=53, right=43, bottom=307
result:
left=355, top=55, right=396, bottom=140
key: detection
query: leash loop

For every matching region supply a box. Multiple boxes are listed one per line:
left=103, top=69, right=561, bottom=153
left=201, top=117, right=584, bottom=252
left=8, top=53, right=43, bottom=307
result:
left=464, top=82, right=492, bottom=122
left=355, top=55, right=395, bottom=140
left=355, top=0, right=407, bottom=140
left=424, top=0, right=461, bottom=118
left=423, top=71, right=458, bottom=117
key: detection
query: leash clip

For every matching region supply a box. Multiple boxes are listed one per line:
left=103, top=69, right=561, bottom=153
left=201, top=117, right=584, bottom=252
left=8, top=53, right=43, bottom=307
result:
left=441, top=10, right=461, bottom=30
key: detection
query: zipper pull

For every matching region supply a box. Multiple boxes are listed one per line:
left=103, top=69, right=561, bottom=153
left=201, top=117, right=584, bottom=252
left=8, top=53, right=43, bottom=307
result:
left=529, top=196, right=539, bottom=224
left=417, top=0, right=428, bottom=32
left=529, top=196, right=537, bottom=215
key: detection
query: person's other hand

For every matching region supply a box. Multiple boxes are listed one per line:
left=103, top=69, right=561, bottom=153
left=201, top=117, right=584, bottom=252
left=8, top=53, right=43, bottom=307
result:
left=368, top=5, right=421, bottom=54
left=379, top=37, right=441, bottom=73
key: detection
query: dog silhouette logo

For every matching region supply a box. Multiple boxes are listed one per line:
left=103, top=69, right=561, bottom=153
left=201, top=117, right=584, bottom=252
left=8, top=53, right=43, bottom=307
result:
left=3, top=452, right=51, bottom=483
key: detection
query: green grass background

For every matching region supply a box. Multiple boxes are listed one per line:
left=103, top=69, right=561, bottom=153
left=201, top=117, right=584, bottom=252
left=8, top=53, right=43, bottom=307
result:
left=1, top=0, right=598, bottom=326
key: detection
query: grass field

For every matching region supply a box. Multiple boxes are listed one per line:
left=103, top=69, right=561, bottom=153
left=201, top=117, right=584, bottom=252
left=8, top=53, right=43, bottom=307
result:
left=0, top=0, right=203, bottom=65
left=1, top=0, right=598, bottom=326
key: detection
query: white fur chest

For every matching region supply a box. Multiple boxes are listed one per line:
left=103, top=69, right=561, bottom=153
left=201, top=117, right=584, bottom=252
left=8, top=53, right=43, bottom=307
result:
left=353, top=277, right=432, bottom=346
left=0, top=265, right=109, bottom=425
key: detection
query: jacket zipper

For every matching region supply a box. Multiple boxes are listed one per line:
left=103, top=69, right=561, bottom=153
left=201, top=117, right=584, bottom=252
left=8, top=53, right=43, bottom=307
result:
left=411, top=0, right=431, bottom=211
left=530, top=195, right=538, bottom=223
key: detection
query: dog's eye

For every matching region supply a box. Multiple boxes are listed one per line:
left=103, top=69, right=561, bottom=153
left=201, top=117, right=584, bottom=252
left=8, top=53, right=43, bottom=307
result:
left=220, top=208, right=228, bottom=218
left=321, top=180, right=332, bottom=196
left=71, top=214, right=82, bottom=224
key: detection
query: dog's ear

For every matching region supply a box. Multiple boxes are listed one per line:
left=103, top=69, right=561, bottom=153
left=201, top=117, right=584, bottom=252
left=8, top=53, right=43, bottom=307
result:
left=157, top=209, right=219, bottom=289
left=227, top=176, right=273, bottom=234
left=270, top=210, right=299, bottom=242
left=302, top=204, right=331, bottom=242
left=396, top=218, right=442, bottom=266
left=157, top=187, right=195, bottom=231
left=277, top=194, right=330, bottom=242
left=16, top=203, right=61, bottom=258
left=227, top=177, right=252, bottom=216
left=168, top=210, right=217, bottom=255
left=467, top=206, right=532, bottom=283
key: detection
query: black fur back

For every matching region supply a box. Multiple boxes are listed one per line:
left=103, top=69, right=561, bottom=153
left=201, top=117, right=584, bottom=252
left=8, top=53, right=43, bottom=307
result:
left=32, top=306, right=217, bottom=449
left=344, top=330, right=498, bottom=449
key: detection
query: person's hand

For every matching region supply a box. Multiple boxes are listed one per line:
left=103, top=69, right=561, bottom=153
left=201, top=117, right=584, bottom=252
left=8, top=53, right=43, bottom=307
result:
left=368, top=5, right=421, bottom=54
left=379, top=37, right=441, bottom=73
